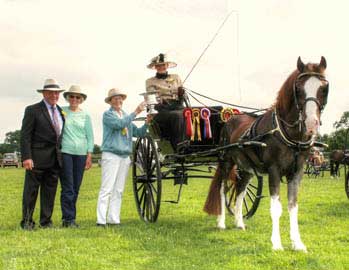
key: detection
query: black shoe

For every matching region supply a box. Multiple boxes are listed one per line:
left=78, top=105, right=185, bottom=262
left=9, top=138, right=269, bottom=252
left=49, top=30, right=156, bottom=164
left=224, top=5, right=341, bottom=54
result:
left=96, top=223, right=106, bottom=228
left=39, top=221, right=53, bottom=229
left=20, top=220, right=35, bottom=231
left=62, top=220, right=79, bottom=228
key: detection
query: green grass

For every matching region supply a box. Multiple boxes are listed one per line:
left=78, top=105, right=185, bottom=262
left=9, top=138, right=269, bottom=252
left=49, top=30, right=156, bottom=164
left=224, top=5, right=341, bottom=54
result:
left=0, top=166, right=349, bottom=270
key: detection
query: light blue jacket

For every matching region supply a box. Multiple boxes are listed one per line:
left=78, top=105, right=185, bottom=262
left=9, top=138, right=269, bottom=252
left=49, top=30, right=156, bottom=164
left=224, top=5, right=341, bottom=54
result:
left=101, top=108, right=148, bottom=157
left=61, top=106, right=94, bottom=155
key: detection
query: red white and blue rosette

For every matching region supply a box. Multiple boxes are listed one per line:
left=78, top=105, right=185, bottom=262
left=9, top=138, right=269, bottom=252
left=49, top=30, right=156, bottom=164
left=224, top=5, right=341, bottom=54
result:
left=200, top=108, right=212, bottom=139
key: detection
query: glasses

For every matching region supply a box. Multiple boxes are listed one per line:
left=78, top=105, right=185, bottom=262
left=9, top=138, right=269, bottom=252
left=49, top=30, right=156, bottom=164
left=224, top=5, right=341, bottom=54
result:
left=69, top=95, right=82, bottom=100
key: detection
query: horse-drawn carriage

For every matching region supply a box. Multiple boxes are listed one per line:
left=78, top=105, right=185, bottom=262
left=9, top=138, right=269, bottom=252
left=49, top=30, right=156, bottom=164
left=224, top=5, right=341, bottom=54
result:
left=132, top=105, right=265, bottom=223
left=132, top=56, right=329, bottom=251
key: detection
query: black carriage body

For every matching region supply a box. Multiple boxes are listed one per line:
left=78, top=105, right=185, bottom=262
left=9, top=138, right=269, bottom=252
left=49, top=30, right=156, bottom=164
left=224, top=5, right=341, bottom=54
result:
left=132, top=105, right=264, bottom=223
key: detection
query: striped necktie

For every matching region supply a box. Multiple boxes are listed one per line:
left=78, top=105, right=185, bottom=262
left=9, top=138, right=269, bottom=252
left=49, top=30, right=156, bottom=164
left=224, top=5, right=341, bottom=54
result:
left=51, top=106, right=60, bottom=135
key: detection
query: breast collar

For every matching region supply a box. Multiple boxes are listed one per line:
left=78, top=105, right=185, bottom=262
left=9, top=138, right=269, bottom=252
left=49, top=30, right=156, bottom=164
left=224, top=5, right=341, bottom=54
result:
left=240, top=109, right=315, bottom=150
left=271, top=109, right=314, bottom=149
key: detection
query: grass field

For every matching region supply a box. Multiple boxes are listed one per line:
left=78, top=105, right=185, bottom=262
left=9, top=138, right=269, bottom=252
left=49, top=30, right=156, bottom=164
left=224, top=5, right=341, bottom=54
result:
left=0, top=166, right=349, bottom=270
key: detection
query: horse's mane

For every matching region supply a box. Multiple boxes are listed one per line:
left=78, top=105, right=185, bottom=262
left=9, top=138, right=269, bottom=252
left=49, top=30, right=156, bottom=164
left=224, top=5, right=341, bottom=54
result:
left=271, top=62, right=326, bottom=113
left=271, top=70, right=300, bottom=113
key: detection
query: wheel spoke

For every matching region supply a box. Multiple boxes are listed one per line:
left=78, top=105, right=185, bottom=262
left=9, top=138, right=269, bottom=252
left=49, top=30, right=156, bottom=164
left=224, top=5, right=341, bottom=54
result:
left=136, top=183, right=145, bottom=193
left=243, top=198, right=249, bottom=213
left=149, top=182, right=158, bottom=195
left=248, top=183, right=258, bottom=190
left=246, top=189, right=255, bottom=204
left=246, top=186, right=257, bottom=199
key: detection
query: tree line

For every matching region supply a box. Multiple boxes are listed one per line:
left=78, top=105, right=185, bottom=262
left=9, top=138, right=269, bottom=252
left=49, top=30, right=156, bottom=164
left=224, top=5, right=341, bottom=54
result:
left=1, top=111, right=348, bottom=157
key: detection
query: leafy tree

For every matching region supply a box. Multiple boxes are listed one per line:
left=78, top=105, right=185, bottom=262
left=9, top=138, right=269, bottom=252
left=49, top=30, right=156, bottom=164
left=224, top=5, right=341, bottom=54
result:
left=319, top=111, right=349, bottom=151
left=4, top=130, right=21, bottom=146
left=0, top=143, right=17, bottom=154
left=333, top=111, right=349, bottom=130
left=0, top=130, right=21, bottom=154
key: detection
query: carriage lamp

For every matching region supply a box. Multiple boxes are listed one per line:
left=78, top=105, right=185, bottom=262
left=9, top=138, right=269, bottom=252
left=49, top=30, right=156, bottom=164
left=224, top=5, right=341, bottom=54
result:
left=140, top=91, right=158, bottom=115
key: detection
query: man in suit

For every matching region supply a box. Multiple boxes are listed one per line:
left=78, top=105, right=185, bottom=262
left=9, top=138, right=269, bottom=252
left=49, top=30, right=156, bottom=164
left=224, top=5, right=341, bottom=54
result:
left=20, top=79, right=65, bottom=230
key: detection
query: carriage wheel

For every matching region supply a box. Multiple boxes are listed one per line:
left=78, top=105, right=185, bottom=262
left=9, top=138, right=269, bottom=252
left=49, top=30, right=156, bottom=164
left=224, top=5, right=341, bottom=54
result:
left=225, top=175, right=263, bottom=219
left=345, top=171, right=349, bottom=199
left=132, top=135, right=162, bottom=222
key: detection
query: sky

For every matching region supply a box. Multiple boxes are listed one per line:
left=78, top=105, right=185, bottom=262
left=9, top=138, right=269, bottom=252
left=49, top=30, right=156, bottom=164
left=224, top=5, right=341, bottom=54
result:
left=0, top=0, right=348, bottom=145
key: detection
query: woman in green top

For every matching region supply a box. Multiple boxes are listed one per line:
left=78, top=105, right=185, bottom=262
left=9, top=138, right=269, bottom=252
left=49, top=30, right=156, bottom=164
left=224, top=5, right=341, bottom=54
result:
left=60, top=85, right=94, bottom=228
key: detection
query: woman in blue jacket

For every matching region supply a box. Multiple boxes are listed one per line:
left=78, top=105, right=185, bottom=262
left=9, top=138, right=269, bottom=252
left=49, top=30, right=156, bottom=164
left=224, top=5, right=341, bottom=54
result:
left=96, top=88, right=150, bottom=226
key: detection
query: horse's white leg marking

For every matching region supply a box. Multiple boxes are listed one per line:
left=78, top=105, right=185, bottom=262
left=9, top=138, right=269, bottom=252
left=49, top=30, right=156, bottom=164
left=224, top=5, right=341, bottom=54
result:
left=270, top=195, right=283, bottom=250
left=234, top=190, right=246, bottom=230
left=304, top=77, right=322, bottom=135
left=289, top=204, right=307, bottom=252
left=217, top=182, right=226, bottom=229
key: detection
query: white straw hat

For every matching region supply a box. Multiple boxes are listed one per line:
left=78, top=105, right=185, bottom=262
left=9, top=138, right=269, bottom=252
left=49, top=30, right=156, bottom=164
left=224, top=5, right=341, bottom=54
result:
left=105, top=88, right=127, bottom=103
left=37, top=78, right=65, bottom=93
left=63, top=85, right=87, bottom=101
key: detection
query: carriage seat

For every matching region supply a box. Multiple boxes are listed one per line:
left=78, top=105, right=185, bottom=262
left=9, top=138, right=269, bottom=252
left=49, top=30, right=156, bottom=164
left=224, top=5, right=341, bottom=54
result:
left=149, top=106, right=224, bottom=154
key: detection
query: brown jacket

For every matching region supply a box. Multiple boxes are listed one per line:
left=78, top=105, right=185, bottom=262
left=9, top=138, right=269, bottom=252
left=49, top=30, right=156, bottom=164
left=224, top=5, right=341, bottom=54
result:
left=146, top=74, right=182, bottom=103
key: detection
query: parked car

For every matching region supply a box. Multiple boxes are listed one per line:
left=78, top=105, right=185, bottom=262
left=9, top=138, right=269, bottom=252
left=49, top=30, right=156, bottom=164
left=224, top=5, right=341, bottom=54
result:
left=1, top=153, right=20, bottom=168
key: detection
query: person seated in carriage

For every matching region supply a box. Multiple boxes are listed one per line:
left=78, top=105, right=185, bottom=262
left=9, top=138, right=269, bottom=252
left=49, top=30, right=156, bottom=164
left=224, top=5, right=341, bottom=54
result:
left=145, top=53, right=187, bottom=150
left=313, top=149, right=325, bottom=166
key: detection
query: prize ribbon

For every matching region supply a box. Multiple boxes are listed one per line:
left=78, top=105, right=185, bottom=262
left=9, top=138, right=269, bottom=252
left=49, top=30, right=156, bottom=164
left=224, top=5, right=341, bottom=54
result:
left=191, top=108, right=201, bottom=141
left=183, top=108, right=193, bottom=137
left=121, top=127, right=128, bottom=136
left=220, top=108, right=234, bottom=122
left=200, top=108, right=212, bottom=139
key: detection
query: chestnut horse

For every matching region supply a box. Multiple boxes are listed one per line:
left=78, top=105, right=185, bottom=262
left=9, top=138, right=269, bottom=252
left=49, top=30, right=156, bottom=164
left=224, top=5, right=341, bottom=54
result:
left=204, top=57, right=329, bottom=251
left=330, top=149, right=349, bottom=177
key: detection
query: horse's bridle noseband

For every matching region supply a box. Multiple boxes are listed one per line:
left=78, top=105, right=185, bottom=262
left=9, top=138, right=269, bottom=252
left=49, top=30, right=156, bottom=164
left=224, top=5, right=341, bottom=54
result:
left=293, top=72, right=329, bottom=114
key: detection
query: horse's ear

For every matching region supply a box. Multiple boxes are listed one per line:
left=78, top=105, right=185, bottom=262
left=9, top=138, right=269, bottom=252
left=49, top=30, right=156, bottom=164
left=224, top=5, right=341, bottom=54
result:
left=319, top=56, right=327, bottom=69
left=297, top=56, right=305, bottom=72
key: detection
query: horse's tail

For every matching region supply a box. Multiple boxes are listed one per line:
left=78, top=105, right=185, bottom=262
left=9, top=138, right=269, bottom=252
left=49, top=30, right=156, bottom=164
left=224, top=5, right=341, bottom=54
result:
left=203, top=167, right=223, bottom=215
left=204, top=164, right=237, bottom=215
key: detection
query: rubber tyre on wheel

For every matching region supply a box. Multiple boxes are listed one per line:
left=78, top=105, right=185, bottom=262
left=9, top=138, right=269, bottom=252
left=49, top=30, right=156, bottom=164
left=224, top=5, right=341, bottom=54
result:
left=132, top=135, right=162, bottom=222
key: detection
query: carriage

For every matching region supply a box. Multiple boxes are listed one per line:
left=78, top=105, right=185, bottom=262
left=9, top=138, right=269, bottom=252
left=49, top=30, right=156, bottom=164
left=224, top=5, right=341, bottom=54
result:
left=132, top=56, right=330, bottom=251
left=132, top=104, right=266, bottom=223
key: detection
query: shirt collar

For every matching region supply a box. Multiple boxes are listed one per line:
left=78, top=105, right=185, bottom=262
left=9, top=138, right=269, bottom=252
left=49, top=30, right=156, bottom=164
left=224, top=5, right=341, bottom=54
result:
left=43, top=99, right=57, bottom=110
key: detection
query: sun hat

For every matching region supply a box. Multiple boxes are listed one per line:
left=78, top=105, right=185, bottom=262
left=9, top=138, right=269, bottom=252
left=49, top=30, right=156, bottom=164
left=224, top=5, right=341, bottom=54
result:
left=37, top=78, right=65, bottom=93
left=147, top=53, right=177, bottom=69
left=104, top=88, right=127, bottom=104
left=63, top=85, right=87, bottom=101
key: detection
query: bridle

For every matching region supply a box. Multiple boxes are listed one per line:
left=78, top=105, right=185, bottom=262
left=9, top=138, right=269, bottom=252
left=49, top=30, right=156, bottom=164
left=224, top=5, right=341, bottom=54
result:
left=277, top=71, right=329, bottom=133
left=293, top=72, right=328, bottom=113
left=273, top=71, right=329, bottom=149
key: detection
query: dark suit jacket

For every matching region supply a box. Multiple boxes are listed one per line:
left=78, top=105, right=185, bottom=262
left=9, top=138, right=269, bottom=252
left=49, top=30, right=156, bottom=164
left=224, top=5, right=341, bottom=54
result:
left=20, top=100, right=65, bottom=169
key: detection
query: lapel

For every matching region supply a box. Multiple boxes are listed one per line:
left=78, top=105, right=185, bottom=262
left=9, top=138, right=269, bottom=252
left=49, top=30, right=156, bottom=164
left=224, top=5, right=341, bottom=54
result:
left=56, top=104, right=65, bottom=127
left=40, top=100, right=56, bottom=133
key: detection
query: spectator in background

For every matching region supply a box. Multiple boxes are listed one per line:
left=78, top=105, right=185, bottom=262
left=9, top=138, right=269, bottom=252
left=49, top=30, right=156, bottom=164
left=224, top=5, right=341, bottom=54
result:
left=60, top=85, right=94, bottom=228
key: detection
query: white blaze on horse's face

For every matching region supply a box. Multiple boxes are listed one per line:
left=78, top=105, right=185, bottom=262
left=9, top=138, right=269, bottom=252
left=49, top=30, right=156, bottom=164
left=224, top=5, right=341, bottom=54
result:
left=303, top=76, right=322, bottom=136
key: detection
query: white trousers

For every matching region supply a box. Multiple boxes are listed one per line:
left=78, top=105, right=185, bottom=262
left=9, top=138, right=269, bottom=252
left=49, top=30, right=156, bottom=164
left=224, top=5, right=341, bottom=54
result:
left=96, top=152, right=131, bottom=224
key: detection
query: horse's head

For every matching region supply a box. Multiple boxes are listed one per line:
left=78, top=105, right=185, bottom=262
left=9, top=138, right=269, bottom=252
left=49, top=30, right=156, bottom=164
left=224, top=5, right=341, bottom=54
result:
left=277, top=57, right=329, bottom=137
left=294, top=56, right=328, bottom=136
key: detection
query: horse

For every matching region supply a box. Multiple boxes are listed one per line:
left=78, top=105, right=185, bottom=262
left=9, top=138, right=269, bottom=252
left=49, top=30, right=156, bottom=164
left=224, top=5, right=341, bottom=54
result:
left=330, top=149, right=349, bottom=177
left=204, top=56, right=329, bottom=251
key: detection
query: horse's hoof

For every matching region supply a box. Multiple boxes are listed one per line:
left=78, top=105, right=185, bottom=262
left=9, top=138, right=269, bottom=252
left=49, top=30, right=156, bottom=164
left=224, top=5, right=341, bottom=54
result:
left=217, top=224, right=226, bottom=230
left=237, top=226, right=246, bottom=230
left=272, top=245, right=284, bottom=251
left=292, top=242, right=307, bottom=252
